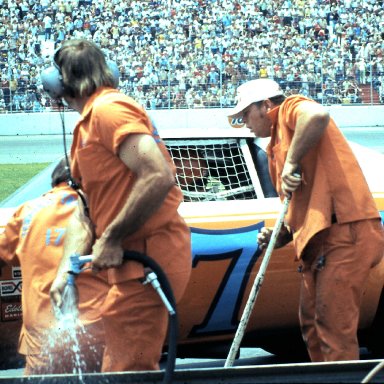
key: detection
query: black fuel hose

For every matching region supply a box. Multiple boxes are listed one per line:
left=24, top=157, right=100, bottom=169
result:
left=122, top=250, right=178, bottom=384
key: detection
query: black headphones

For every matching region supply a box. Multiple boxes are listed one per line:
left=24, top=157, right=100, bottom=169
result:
left=40, top=60, right=120, bottom=100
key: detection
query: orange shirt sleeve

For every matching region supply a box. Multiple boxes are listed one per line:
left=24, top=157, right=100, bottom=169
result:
left=0, top=206, right=23, bottom=266
left=92, top=97, right=153, bottom=155
left=280, top=96, right=318, bottom=132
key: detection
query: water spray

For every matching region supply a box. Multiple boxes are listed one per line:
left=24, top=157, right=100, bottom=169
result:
left=53, top=254, right=94, bottom=320
left=64, top=251, right=178, bottom=384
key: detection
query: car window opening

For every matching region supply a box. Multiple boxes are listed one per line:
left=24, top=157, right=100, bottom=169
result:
left=166, top=139, right=259, bottom=202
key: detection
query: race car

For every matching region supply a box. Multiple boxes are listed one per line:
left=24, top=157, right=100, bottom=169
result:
left=0, top=126, right=383, bottom=368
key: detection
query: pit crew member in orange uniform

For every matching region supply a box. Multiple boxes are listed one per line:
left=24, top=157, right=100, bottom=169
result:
left=228, top=78, right=384, bottom=362
left=0, top=159, right=106, bottom=374
left=48, top=39, right=192, bottom=372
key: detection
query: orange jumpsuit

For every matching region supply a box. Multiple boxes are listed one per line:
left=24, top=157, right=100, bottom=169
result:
left=70, top=87, right=192, bottom=372
left=266, top=95, right=384, bottom=361
left=0, top=183, right=107, bottom=374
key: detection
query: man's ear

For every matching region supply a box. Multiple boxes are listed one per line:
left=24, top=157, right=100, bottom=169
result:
left=264, top=99, right=274, bottom=110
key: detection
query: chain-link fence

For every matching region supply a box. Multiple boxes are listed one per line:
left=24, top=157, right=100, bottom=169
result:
left=1, top=58, right=383, bottom=114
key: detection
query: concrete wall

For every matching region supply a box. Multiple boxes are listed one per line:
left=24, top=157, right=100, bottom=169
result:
left=0, top=105, right=383, bottom=136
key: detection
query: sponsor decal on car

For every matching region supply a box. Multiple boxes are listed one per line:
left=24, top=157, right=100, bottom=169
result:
left=227, top=116, right=245, bottom=129
left=12, top=267, right=22, bottom=280
left=1, top=300, right=22, bottom=321
left=0, top=280, right=22, bottom=297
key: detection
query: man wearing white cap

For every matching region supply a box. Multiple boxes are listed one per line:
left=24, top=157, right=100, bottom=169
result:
left=228, top=78, right=384, bottom=362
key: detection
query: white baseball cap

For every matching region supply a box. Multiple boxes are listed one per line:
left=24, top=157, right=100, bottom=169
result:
left=228, top=79, right=283, bottom=117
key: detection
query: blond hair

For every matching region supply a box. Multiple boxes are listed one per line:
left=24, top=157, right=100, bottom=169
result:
left=54, top=39, right=116, bottom=98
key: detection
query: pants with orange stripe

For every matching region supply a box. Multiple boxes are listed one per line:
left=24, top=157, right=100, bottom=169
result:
left=299, top=218, right=384, bottom=362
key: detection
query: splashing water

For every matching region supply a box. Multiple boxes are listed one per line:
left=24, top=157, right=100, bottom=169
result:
left=36, top=283, right=101, bottom=379
left=60, top=282, right=80, bottom=319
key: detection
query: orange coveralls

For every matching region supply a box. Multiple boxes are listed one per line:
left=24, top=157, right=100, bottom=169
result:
left=266, top=95, right=384, bottom=361
left=0, top=184, right=107, bottom=374
left=70, top=87, right=192, bottom=372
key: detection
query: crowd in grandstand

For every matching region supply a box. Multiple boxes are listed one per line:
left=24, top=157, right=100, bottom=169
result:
left=1, top=0, right=384, bottom=112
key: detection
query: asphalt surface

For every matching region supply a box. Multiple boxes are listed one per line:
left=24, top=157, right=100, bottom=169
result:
left=0, top=135, right=73, bottom=164
left=0, top=127, right=383, bottom=165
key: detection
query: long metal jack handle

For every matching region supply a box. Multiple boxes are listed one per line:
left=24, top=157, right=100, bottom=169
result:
left=224, top=195, right=291, bottom=368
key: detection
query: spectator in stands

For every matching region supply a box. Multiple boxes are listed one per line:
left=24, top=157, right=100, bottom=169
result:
left=43, top=13, right=52, bottom=41
left=0, top=0, right=384, bottom=109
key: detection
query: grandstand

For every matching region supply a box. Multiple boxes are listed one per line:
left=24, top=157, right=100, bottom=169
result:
left=0, top=0, right=384, bottom=113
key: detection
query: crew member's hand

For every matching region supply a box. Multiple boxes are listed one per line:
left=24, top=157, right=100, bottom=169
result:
left=50, top=271, right=69, bottom=311
left=91, top=236, right=124, bottom=271
left=257, top=225, right=293, bottom=251
left=257, top=227, right=272, bottom=251
left=281, top=163, right=302, bottom=197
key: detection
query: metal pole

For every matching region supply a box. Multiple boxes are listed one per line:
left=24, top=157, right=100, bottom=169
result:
left=219, top=56, right=223, bottom=108
left=321, top=54, right=324, bottom=105
left=167, top=64, right=171, bottom=109
left=8, top=51, right=12, bottom=113
left=224, top=196, right=291, bottom=368
left=370, top=55, right=373, bottom=105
